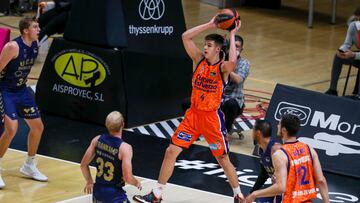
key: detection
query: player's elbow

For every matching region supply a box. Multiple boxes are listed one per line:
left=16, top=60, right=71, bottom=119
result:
left=316, top=175, right=327, bottom=186
left=276, top=183, right=286, bottom=194
left=80, top=162, right=88, bottom=169
left=182, top=32, right=189, bottom=40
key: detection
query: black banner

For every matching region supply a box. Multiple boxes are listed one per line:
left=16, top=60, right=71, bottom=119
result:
left=64, top=0, right=128, bottom=48
left=36, top=38, right=127, bottom=125
left=38, top=0, right=191, bottom=127
left=266, top=84, right=360, bottom=178
left=122, top=0, right=188, bottom=57
left=0, top=0, right=9, bottom=12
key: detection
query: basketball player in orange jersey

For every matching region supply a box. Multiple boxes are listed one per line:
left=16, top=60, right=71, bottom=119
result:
left=133, top=16, right=243, bottom=203
left=245, top=114, right=329, bottom=203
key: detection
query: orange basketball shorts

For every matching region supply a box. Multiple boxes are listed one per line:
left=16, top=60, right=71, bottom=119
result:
left=171, top=107, right=229, bottom=157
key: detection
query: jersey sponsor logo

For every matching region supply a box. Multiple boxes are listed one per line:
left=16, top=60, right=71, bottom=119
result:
left=209, top=141, right=221, bottom=151
left=194, top=74, right=218, bottom=92
left=138, top=0, right=165, bottom=21
left=54, top=51, right=107, bottom=88
left=274, top=102, right=311, bottom=126
left=23, top=107, right=35, bottom=114
left=177, top=131, right=192, bottom=142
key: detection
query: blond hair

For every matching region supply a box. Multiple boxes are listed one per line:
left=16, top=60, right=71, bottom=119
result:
left=105, top=111, right=124, bottom=133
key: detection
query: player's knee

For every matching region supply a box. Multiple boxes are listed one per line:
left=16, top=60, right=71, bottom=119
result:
left=216, top=155, right=233, bottom=168
left=29, top=122, right=44, bottom=135
left=4, top=125, right=17, bottom=138
left=165, top=144, right=182, bottom=158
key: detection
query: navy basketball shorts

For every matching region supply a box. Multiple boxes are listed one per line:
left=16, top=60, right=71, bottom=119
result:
left=93, top=184, right=129, bottom=203
left=0, top=88, right=40, bottom=120
left=256, top=195, right=282, bottom=203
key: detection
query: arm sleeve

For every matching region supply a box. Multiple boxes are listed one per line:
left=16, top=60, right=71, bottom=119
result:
left=236, top=59, right=250, bottom=82
left=250, top=164, right=269, bottom=193
left=339, top=22, right=356, bottom=52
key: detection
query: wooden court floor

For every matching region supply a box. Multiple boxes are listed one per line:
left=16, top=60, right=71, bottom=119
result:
left=2, top=149, right=234, bottom=203
left=0, top=0, right=360, bottom=202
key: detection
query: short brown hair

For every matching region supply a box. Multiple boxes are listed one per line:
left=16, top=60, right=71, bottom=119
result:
left=19, top=16, right=37, bottom=35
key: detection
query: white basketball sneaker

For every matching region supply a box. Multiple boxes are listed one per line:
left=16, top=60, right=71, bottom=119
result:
left=0, top=172, right=5, bottom=188
left=20, top=164, right=48, bottom=182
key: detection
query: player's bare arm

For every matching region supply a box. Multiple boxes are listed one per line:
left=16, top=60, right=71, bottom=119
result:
left=0, top=42, right=19, bottom=71
left=310, top=147, right=330, bottom=203
left=80, top=135, right=100, bottom=194
left=245, top=150, right=287, bottom=203
left=120, top=143, right=141, bottom=189
left=221, top=20, right=241, bottom=76
left=182, top=16, right=217, bottom=71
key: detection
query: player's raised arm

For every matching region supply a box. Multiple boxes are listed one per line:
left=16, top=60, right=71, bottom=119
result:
left=222, top=20, right=241, bottom=74
left=182, top=15, right=217, bottom=70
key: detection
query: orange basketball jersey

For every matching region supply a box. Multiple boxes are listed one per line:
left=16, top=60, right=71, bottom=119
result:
left=281, top=141, right=317, bottom=203
left=191, top=58, right=225, bottom=111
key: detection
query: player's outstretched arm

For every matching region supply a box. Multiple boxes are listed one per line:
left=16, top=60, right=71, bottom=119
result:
left=80, top=135, right=100, bottom=194
left=120, top=143, right=141, bottom=190
left=182, top=16, right=217, bottom=69
left=245, top=150, right=287, bottom=203
left=310, top=147, right=329, bottom=203
left=0, top=41, right=18, bottom=71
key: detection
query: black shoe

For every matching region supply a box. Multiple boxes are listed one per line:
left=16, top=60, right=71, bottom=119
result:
left=325, top=89, right=338, bottom=96
left=133, top=191, right=162, bottom=203
left=230, top=130, right=245, bottom=140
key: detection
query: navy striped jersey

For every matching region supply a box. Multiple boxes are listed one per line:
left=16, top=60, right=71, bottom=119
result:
left=94, top=134, right=125, bottom=188
left=259, top=138, right=277, bottom=177
left=0, top=36, right=38, bottom=91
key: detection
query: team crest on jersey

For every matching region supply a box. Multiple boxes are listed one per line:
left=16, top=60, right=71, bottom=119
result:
left=200, top=66, right=205, bottom=74
left=265, top=157, right=270, bottom=163
left=210, top=71, right=217, bottom=77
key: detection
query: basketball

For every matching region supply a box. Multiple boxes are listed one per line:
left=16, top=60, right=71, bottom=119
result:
left=215, top=8, right=240, bottom=31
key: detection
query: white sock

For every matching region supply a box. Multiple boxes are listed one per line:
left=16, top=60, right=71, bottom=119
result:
left=153, top=183, right=165, bottom=198
left=233, top=186, right=241, bottom=197
left=26, top=156, right=35, bottom=166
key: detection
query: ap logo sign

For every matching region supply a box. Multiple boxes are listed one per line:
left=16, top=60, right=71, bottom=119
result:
left=139, top=0, right=165, bottom=20
left=274, top=102, right=312, bottom=126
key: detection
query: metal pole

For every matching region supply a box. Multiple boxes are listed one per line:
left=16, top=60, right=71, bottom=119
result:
left=308, top=0, right=314, bottom=28
left=331, top=0, right=337, bottom=24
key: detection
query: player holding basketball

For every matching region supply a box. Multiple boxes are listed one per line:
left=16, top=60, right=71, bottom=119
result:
left=0, top=16, right=47, bottom=188
left=80, top=111, right=141, bottom=203
left=133, top=14, right=243, bottom=203
left=245, top=114, right=329, bottom=203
